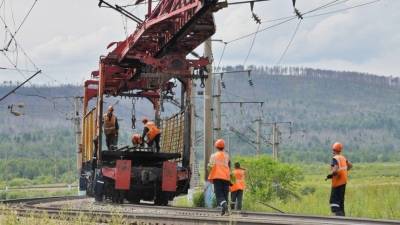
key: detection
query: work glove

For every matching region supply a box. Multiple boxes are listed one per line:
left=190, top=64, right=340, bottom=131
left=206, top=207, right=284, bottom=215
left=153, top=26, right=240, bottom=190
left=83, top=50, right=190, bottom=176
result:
left=325, top=174, right=333, bottom=181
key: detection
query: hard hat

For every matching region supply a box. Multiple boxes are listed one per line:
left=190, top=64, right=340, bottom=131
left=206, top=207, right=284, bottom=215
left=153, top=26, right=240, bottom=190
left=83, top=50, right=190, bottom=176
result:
left=108, top=105, right=114, bottom=112
left=132, top=133, right=142, bottom=145
left=142, top=117, right=148, bottom=124
left=214, top=139, right=225, bottom=150
left=332, top=142, right=343, bottom=152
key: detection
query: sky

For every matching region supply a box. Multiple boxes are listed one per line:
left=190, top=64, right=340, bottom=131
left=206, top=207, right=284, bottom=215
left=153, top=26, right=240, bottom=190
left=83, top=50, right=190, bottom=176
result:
left=0, top=0, right=399, bottom=85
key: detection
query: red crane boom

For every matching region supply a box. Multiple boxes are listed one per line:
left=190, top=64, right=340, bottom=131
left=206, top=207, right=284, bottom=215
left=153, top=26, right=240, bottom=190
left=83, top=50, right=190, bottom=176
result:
left=83, top=0, right=226, bottom=112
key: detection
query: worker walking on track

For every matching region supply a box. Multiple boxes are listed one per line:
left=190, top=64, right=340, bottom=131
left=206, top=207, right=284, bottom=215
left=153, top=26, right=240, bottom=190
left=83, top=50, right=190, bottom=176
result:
left=103, top=106, right=119, bottom=150
left=141, top=117, right=161, bottom=152
left=208, top=139, right=231, bottom=215
left=326, top=142, right=352, bottom=216
left=230, top=162, right=246, bottom=210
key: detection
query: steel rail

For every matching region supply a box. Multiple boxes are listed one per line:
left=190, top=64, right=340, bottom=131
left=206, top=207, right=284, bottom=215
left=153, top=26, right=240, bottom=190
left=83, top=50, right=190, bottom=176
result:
left=1, top=197, right=399, bottom=225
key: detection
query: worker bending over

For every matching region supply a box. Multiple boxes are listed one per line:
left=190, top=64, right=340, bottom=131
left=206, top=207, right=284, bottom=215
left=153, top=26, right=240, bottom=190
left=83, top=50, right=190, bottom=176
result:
left=326, top=142, right=352, bottom=216
left=208, top=139, right=231, bottom=215
left=141, top=117, right=161, bottom=152
left=230, top=162, right=246, bottom=210
left=103, top=106, right=119, bottom=150
left=131, top=133, right=142, bottom=147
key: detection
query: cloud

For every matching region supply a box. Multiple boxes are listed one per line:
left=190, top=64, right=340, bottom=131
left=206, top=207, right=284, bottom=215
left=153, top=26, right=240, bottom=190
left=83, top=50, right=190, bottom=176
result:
left=31, top=26, right=115, bottom=64
left=1, top=0, right=399, bottom=84
left=212, top=0, right=400, bottom=76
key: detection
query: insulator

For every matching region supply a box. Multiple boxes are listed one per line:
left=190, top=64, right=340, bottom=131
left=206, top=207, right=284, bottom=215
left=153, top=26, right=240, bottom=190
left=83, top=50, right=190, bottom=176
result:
left=248, top=79, right=254, bottom=86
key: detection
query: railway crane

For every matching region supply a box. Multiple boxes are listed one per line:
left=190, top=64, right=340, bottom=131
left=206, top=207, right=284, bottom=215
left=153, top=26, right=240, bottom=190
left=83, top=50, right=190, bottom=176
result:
left=78, top=0, right=226, bottom=205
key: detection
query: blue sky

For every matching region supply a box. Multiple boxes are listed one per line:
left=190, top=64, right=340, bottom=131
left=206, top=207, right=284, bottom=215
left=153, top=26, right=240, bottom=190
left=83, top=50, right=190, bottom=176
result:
left=0, top=0, right=398, bottom=85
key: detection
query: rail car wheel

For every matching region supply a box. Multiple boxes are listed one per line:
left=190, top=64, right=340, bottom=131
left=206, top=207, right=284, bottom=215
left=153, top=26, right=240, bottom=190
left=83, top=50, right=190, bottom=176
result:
left=154, top=192, right=168, bottom=206
left=111, top=190, right=124, bottom=204
left=128, top=196, right=140, bottom=204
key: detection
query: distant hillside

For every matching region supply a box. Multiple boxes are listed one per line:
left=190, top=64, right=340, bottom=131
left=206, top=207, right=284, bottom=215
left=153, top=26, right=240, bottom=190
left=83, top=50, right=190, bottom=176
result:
left=215, top=66, right=400, bottom=162
left=0, top=66, right=399, bottom=182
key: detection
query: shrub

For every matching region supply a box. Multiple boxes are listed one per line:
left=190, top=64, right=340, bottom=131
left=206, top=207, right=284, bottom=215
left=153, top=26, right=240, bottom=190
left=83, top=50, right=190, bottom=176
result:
left=8, top=178, right=32, bottom=187
left=193, top=191, right=205, bottom=207
left=235, top=155, right=303, bottom=203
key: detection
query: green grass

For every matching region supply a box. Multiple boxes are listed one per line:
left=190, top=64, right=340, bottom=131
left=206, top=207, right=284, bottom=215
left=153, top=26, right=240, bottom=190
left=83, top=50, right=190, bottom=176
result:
left=245, top=163, right=400, bottom=220
left=177, top=162, right=400, bottom=220
left=0, top=189, right=77, bottom=200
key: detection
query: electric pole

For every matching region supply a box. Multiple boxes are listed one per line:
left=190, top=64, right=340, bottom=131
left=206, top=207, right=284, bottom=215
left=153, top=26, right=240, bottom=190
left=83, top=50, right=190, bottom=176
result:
left=190, top=78, right=199, bottom=188
left=265, top=121, right=291, bottom=161
left=203, top=38, right=213, bottom=181
left=73, top=97, right=82, bottom=175
left=255, top=118, right=261, bottom=155
left=218, top=101, right=264, bottom=152
left=272, top=123, right=278, bottom=160
left=66, top=97, right=83, bottom=177
left=214, top=79, right=222, bottom=139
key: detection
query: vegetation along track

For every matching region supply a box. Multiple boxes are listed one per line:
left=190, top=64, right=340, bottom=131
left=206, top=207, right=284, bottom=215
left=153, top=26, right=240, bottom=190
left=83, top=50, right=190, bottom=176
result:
left=1, top=196, right=399, bottom=225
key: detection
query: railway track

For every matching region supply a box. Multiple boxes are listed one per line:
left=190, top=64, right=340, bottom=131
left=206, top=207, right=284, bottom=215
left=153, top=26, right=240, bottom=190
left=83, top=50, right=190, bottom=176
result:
left=1, top=196, right=399, bottom=225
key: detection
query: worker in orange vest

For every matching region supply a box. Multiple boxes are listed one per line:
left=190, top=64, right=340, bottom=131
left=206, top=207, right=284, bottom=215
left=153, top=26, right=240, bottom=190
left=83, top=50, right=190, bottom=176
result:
left=326, top=142, right=352, bottom=216
left=103, top=106, right=119, bottom=150
left=208, top=139, right=231, bottom=215
left=230, top=162, right=246, bottom=210
left=141, top=117, right=161, bottom=152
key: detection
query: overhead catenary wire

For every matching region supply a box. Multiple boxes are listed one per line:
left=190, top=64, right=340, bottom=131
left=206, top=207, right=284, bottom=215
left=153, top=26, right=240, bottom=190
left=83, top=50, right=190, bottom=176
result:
left=3, top=0, right=38, bottom=50
left=0, top=0, right=69, bottom=100
left=215, top=0, right=381, bottom=73
left=214, top=0, right=382, bottom=154
left=242, top=23, right=261, bottom=67
left=275, top=19, right=302, bottom=66
left=0, top=70, right=41, bottom=102
left=304, top=0, right=381, bottom=19
left=228, top=0, right=273, bottom=6
left=225, top=0, right=373, bottom=44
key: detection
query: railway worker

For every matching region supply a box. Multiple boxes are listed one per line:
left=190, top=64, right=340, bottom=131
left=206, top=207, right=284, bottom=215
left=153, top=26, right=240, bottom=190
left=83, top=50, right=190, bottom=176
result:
left=103, top=105, right=119, bottom=150
left=208, top=139, right=231, bottom=215
left=131, top=133, right=142, bottom=147
left=326, top=142, right=352, bottom=216
left=229, top=162, right=246, bottom=210
left=141, top=117, right=161, bottom=152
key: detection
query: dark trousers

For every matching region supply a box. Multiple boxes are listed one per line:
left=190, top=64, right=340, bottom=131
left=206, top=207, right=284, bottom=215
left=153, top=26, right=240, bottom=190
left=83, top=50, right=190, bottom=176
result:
left=330, top=184, right=346, bottom=216
left=213, top=179, right=230, bottom=207
left=105, top=134, right=118, bottom=150
left=230, top=190, right=243, bottom=210
left=148, top=133, right=161, bottom=152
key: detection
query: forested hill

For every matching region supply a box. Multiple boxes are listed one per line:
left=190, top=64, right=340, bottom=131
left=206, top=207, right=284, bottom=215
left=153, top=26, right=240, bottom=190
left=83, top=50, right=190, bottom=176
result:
left=218, top=66, right=400, bottom=162
left=0, top=66, right=399, bottom=171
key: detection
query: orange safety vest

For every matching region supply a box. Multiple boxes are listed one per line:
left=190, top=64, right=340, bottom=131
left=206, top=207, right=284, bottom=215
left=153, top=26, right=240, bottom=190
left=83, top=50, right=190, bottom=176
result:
left=208, top=151, right=230, bottom=181
left=103, top=114, right=117, bottom=135
left=332, top=155, right=348, bottom=188
left=230, top=168, right=246, bottom=192
left=145, top=121, right=161, bottom=141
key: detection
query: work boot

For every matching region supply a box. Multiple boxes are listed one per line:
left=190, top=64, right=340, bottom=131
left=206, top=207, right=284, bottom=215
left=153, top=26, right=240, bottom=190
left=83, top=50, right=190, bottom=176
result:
left=221, top=201, right=228, bottom=216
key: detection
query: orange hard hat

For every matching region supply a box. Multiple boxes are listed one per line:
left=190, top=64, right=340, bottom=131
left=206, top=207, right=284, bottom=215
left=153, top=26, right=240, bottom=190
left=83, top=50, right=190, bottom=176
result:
left=142, top=117, right=148, bottom=124
left=332, top=142, right=343, bottom=152
left=132, top=133, right=142, bottom=145
left=214, top=139, right=225, bottom=150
